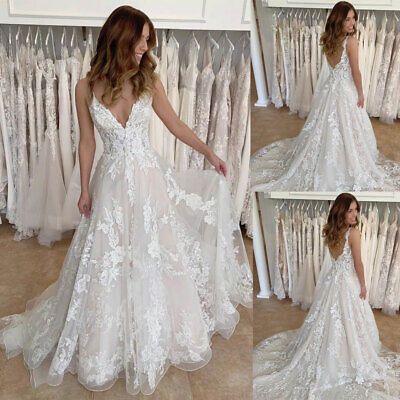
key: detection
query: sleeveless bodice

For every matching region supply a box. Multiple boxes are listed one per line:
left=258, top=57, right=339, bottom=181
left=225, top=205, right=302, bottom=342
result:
left=89, top=93, right=154, bottom=161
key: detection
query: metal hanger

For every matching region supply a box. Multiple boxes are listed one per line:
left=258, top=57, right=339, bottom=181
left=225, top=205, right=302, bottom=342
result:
left=167, top=30, right=179, bottom=50
left=45, top=26, right=56, bottom=59
left=34, top=26, right=43, bottom=53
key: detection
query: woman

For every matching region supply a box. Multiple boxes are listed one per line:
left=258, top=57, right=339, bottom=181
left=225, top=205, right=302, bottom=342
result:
left=249, top=1, right=400, bottom=195
left=253, top=193, right=400, bottom=399
left=0, top=6, right=252, bottom=395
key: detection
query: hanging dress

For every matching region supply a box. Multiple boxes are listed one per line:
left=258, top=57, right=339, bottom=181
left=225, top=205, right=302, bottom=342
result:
left=24, top=58, right=66, bottom=246
left=67, top=45, right=83, bottom=156
left=189, top=36, right=215, bottom=170
left=26, top=43, right=37, bottom=185
left=207, top=38, right=233, bottom=166
left=14, top=44, right=34, bottom=240
left=310, top=25, right=318, bottom=92
left=271, top=15, right=284, bottom=108
left=379, top=32, right=400, bottom=124
left=227, top=50, right=250, bottom=200
left=372, top=216, right=398, bottom=309
left=35, top=48, right=45, bottom=160
left=367, top=15, right=387, bottom=114
left=0, top=43, right=16, bottom=222
left=370, top=25, right=395, bottom=117
left=382, top=235, right=400, bottom=316
left=163, top=33, right=179, bottom=167
left=175, top=35, right=199, bottom=171
left=369, top=206, right=390, bottom=306
left=55, top=45, right=74, bottom=189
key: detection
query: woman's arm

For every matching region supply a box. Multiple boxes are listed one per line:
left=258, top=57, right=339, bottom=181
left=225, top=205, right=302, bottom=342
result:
left=347, top=36, right=364, bottom=107
left=75, top=77, right=96, bottom=217
left=349, top=227, right=367, bottom=299
left=151, top=76, right=227, bottom=176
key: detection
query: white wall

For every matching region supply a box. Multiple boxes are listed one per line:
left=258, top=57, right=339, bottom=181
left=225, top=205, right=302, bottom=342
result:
left=0, top=0, right=251, bottom=30
left=263, top=0, right=400, bottom=10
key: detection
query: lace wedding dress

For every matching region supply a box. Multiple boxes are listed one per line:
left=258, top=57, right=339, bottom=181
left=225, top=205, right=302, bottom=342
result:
left=254, top=228, right=400, bottom=400
left=250, top=36, right=400, bottom=193
left=0, top=91, right=252, bottom=396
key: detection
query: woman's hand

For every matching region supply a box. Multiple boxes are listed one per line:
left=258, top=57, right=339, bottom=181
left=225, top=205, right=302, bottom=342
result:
left=78, top=190, right=92, bottom=218
left=207, top=151, right=227, bottom=177
left=359, top=284, right=367, bottom=300
left=357, top=94, right=364, bottom=108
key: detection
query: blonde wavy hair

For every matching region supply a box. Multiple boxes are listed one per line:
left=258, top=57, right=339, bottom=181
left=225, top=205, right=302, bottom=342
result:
left=323, top=193, right=360, bottom=249
left=87, top=6, right=157, bottom=105
left=320, top=1, right=358, bottom=57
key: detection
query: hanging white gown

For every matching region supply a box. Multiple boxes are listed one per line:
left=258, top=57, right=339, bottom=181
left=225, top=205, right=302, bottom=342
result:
left=372, top=216, right=398, bottom=309
left=274, top=208, right=286, bottom=300
left=55, top=45, right=74, bottom=189
left=363, top=13, right=376, bottom=104
left=380, top=32, right=400, bottom=124
left=382, top=236, right=400, bottom=316
left=271, top=15, right=284, bottom=108
left=369, top=207, right=389, bottom=305
left=23, top=58, right=66, bottom=246
left=227, top=52, right=250, bottom=200
left=175, top=36, right=199, bottom=171
left=370, top=26, right=395, bottom=117
left=163, top=34, right=179, bottom=167
left=35, top=48, right=45, bottom=159
left=366, top=15, right=387, bottom=114
left=68, top=45, right=83, bottom=156
left=26, top=43, right=37, bottom=185
left=189, top=36, right=215, bottom=170
left=310, top=25, right=318, bottom=92
left=207, top=40, right=233, bottom=166
left=14, top=44, right=34, bottom=240
left=0, top=43, right=16, bottom=223
left=295, top=25, right=313, bottom=118
left=254, top=228, right=400, bottom=400
left=0, top=90, right=252, bottom=396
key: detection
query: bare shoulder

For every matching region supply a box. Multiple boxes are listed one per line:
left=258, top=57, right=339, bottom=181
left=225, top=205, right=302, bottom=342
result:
left=349, top=226, right=361, bottom=244
left=346, top=35, right=358, bottom=50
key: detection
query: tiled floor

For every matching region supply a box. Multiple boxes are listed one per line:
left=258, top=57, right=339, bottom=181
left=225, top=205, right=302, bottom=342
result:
left=0, top=222, right=253, bottom=400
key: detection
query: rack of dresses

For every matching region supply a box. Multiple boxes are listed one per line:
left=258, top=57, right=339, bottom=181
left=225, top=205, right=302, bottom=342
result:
left=264, top=8, right=400, bottom=123
left=0, top=25, right=250, bottom=246
left=254, top=191, right=400, bottom=316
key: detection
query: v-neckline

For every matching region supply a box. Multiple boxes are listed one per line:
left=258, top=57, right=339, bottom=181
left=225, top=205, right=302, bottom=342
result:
left=92, top=94, right=140, bottom=129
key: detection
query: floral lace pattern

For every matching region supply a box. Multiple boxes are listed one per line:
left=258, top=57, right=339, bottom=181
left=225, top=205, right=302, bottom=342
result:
left=254, top=229, right=400, bottom=399
left=0, top=90, right=252, bottom=396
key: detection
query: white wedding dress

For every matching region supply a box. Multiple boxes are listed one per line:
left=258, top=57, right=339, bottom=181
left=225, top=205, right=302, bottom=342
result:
left=254, top=228, right=400, bottom=400
left=250, top=36, right=400, bottom=194
left=0, top=90, right=252, bottom=396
